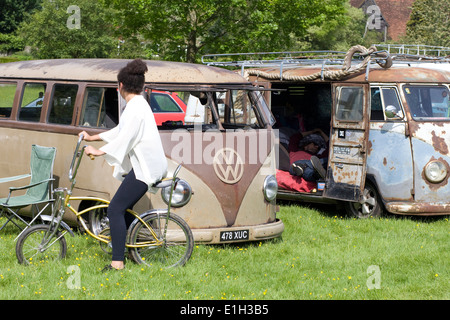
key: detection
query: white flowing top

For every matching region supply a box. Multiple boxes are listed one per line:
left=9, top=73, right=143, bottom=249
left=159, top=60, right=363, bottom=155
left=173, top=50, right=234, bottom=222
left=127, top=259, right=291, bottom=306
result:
left=99, top=95, right=167, bottom=192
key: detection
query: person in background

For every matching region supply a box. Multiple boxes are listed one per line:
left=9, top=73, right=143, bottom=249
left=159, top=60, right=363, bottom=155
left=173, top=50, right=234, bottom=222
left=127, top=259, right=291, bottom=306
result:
left=289, top=129, right=328, bottom=181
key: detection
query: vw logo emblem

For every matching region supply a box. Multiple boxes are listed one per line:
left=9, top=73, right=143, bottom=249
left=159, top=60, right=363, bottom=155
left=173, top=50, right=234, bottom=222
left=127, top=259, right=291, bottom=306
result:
left=213, top=148, right=244, bottom=184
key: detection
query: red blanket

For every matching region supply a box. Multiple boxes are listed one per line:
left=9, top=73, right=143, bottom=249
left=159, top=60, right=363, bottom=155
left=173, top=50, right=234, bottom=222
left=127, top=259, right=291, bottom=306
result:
left=276, top=169, right=317, bottom=193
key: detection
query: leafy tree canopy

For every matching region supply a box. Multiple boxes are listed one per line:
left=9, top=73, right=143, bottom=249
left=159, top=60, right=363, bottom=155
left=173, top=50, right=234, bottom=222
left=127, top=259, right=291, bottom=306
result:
left=105, top=0, right=352, bottom=62
left=0, top=0, right=42, bottom=34
left=406, top=0, right=450, bottom=47
left=7, top=0, right=450, bottom=62
left=18, top=0, right=117, bottom=59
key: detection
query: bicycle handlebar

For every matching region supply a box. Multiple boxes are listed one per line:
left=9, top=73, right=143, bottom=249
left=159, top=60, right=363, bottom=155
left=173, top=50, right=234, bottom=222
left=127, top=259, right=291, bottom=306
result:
left=68, top=134, right=94, bottom=181
left=68, top=135, right=85, bottom=181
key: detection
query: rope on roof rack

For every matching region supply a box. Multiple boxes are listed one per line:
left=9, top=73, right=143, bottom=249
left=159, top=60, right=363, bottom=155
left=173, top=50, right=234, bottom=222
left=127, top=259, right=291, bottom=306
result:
left=244, top=45, right=392, bottom=81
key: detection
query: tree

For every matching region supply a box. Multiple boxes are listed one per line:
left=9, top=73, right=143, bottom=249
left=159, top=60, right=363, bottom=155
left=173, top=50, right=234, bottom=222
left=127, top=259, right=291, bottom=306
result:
left=18, top=0, right=117, bottom=59
left=298, top=3, right=370, bottom=51
left=0, top=33, right=25, bottom=54
left=105, top=0, right=351, bottom=63
left=0, top=0, right=42, bottom=55
left=406, top=0, right=450, bottom=47
left=0, top=0, right=42, bottom=34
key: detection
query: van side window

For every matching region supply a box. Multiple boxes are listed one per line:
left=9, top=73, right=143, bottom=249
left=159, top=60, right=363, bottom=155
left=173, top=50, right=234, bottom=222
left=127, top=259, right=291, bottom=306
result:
left=0, top=82, right=16, bottom=119
left=48, top=84, right=78, bottom=125
left=80, top=87, right=119, bottom=128
left=382, top=88, right=403, bottom=119
left=336, top=87, right=363, bottom=121
left=404, top=85, right=450, bottom=120
left=371, top=87, right=403, bottom=120
left=19, top=83, right=46, bottom=122
left=370, top=88, right=384, bottom=120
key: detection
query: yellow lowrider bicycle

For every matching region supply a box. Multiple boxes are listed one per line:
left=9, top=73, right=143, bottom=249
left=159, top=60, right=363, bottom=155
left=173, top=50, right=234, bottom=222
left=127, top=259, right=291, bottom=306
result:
left=15, top=135, right=194, bottom=268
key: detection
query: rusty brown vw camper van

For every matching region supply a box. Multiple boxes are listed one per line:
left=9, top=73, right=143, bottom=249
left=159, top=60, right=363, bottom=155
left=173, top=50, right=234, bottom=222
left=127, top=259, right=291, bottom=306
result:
left=204, top=45, right=450, bottom=218
left=0, top=59, right=283, bottom=243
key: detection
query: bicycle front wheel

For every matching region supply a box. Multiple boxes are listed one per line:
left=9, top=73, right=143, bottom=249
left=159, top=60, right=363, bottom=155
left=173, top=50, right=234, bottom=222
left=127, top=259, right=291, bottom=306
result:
left=16, top=224, right=67, bottom=265
left=128, top=212, right=194, bottom=268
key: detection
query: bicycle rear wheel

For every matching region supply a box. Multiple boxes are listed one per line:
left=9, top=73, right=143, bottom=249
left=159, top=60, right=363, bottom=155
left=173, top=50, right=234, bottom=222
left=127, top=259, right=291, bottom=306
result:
left=128, top=211, right=194, bottom=268
left=16, top=224, right=67, bottom=265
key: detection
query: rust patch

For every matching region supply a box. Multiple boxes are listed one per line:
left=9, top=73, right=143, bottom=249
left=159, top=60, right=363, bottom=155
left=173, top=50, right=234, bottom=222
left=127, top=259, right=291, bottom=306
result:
left=407, top=119, right=419, bottom=136
left=383, top=157, right=387, bottom=166
left=367, top=140, right=373, bottom=155
left=431, top=131, right=449, bottom=155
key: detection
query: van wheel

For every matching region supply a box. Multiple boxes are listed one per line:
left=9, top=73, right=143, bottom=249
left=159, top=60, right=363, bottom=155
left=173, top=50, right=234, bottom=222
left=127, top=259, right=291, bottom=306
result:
left=344, top=182, right=383, bottom=219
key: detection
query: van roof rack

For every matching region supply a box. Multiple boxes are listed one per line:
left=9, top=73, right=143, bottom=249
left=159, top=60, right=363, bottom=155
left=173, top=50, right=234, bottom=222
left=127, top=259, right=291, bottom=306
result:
left=202, top=45, right=449, bottom=81
left=201, top=50, right=350, bottom=68
left=373, top=44, right=450, bottom=62
left=202, top=46, right=393, bottom=81
left=202, top=45, right=449, bottom=69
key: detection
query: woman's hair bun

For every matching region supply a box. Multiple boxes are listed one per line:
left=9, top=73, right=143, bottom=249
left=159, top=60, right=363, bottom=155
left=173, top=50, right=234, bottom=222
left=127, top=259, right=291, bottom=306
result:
left=117, top=58, right=148, bottom=94
left=126, top=58, right=148, bottom=75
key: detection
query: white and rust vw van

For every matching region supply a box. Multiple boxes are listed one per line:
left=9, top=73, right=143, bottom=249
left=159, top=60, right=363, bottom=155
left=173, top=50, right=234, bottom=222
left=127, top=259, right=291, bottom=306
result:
left=0, top=59, right=283, bottom=243
left=205, top=45, right=450, bottom=218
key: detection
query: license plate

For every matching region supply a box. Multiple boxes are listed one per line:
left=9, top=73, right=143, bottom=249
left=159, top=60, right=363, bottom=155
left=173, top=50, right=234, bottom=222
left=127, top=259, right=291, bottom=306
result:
left=220, top=230, right=249, bottom=242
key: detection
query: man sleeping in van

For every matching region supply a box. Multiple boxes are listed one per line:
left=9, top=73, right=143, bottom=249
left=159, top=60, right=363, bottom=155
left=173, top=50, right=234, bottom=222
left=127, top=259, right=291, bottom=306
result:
left=277, top=128, right=328, bottom=193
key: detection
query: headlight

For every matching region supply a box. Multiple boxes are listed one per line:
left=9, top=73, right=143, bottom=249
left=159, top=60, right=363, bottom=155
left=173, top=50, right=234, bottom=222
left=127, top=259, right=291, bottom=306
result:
left=263, top=175, right=278, bottom=201
left=424, top=160, right=447, bottom=183
left=161, top=179, right=192, bottom=207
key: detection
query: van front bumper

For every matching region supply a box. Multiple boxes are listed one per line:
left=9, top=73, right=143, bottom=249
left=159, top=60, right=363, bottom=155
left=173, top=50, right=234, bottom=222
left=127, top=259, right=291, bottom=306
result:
left=190, top=219, right=285, bottom=244
left=386, top=201, right=450, bottom=216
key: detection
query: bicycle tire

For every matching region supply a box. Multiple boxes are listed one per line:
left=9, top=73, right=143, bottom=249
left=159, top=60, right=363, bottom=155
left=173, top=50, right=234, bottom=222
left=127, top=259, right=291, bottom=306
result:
left=16, top=224, right=67, bottom=265
left=128, top=211, right=194, bottom=268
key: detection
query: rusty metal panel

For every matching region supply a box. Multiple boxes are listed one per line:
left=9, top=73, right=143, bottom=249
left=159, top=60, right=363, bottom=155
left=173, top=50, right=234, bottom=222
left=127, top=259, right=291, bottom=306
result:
left=400, top=84, right=450, bottom=205
left=410, top=126, right=450, bottom=202
left=386, top=202, right=450, bottom=216
left=323, top=83, right=370, bottom=201
left=366, top=122, right=414, bottom=201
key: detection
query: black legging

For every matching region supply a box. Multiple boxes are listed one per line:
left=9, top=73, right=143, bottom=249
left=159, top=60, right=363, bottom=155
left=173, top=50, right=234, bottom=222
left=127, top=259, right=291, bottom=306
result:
left=108, top=169, right=148, bottom=261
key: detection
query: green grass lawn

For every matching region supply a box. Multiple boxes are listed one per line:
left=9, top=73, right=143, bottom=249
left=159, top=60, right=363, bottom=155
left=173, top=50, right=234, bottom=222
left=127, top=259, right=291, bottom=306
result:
left=0, top=203, right=448, bottom=300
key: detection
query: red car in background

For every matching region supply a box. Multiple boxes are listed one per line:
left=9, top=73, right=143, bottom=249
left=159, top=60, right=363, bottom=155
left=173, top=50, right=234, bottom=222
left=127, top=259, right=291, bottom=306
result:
left=148, top=90, right=187, bottom=125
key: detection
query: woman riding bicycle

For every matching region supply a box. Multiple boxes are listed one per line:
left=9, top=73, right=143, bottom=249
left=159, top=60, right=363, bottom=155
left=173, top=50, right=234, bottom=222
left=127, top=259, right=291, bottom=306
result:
left=79, top=59, right=168, bottom=272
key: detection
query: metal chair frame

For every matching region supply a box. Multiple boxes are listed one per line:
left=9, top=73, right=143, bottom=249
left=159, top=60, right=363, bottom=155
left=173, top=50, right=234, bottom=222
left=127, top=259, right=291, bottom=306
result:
left=0, top=145, right=56, bottom=239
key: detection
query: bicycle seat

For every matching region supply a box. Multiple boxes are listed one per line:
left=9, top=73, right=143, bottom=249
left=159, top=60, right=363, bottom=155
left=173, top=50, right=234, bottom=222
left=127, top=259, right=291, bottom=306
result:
left=153, top=177, right=179, bottom=189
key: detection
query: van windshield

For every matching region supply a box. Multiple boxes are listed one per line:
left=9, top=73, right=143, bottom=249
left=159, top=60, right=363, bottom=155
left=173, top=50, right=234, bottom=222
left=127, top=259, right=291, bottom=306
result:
left=403, top=85, right=450, bottom=120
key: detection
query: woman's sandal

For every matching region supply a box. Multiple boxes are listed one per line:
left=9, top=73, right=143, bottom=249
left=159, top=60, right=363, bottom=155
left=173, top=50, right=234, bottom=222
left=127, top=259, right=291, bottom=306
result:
left=101, top=264, right=124, bottom=273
